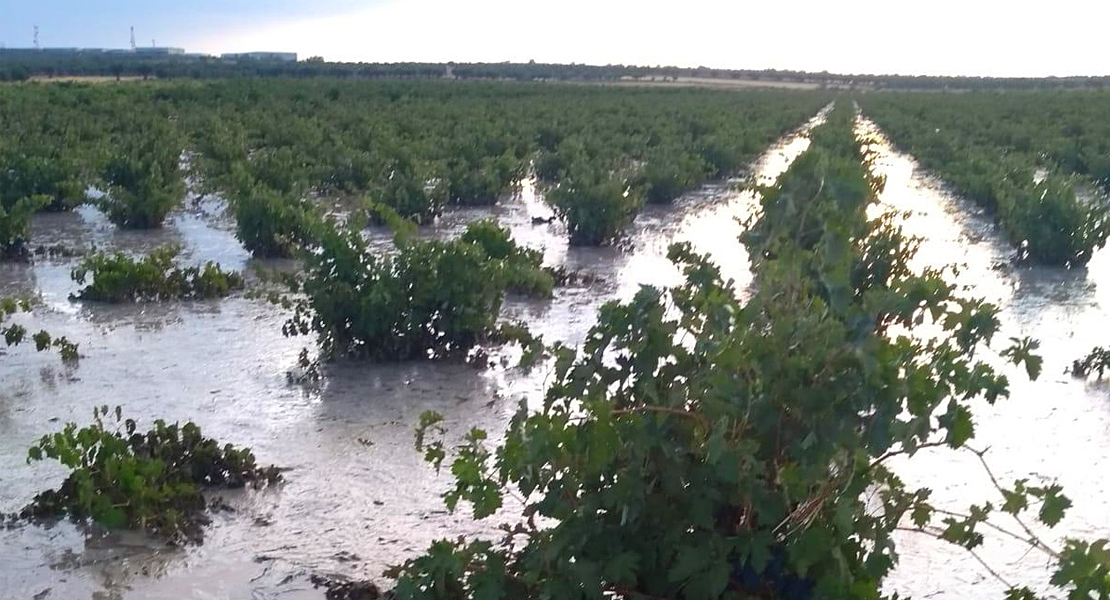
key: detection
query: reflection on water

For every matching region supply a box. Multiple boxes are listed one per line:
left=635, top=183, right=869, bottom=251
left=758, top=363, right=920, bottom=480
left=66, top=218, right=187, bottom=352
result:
left=0, top=109, right=834, bottom=600
left=11, top=109, right=1102, bottom=599
left=860, top=118, right=1110, bottom=599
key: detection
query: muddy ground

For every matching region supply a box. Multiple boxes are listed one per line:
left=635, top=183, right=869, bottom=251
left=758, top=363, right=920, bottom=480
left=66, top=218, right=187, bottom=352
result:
left=1, top=112, right=1107, bottom=599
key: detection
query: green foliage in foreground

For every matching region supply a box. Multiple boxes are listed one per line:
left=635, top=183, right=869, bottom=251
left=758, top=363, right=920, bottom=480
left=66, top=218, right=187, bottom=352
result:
left=22, top=406, right=281, bottom=544
left=71, top=245, right=244, bottom=302
left=390, top=107, right=1107, bottom=600
left=1, top=297, right=80, bottom=363
left=280, top=217, right=551, bottom=360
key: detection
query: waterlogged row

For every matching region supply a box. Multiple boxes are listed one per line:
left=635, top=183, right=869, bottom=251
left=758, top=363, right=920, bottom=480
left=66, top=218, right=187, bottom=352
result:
left=860, top=94, right=1110, bottom=266
left=383, top=105, right=1110, bottom=600
left=0, top=80, right=829, bottom=254
left=864, top=91, right=1110, bottom=185
left=4, top=105, right=1110, bottom=599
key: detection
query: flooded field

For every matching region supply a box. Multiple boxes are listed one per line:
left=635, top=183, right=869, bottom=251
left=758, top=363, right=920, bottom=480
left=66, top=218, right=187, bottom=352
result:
left=2, top=112, right=1107, bottom=600
left=860, top=120, right=1110, bottom=599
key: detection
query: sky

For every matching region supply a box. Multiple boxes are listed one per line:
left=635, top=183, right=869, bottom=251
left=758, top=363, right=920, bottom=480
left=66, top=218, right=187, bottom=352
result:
left=2, top=0, right=1108, bottom=77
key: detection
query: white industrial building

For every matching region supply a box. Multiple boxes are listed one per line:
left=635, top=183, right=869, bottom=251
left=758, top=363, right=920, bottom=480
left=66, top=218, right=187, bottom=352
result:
left=221, top=52, right=297, bottom=62
left=134, top=46, right=185, bottom=56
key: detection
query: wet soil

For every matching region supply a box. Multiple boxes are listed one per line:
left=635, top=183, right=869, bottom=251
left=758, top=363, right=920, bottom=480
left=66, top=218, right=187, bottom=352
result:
left=859, top=119, right=1110, bottom=599
left=3, top=111, right=1106, bottom=600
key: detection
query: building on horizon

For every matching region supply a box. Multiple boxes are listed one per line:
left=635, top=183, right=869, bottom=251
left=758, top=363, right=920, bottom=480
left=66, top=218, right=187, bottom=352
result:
left=0, top=47, right=187, bottom=56
left=220, top=51, right=297, bottom=62
left=135, top=46, right=185, bottom=56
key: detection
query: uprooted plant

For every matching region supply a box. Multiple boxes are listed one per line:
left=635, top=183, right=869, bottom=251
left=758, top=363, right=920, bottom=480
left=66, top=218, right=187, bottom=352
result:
left=71, top=245, right=244, bottom=302
left=21, top=406, right=281, bottom=544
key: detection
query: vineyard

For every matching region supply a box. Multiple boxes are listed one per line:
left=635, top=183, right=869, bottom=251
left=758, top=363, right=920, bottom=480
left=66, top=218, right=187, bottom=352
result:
left=1, top=80, right=1109, bottom=600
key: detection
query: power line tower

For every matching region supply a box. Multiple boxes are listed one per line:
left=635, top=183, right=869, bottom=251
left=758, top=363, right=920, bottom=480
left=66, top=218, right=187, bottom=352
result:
left=130, top=26, right=136, bottom=50
left=33, top=25, right=40, bottom=50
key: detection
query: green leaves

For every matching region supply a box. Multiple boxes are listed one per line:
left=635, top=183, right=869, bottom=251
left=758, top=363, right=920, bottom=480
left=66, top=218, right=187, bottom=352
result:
left=1071, top=346, right=1110, bottom=379
left=940, top=504, right=990, bottom=550
left=70, top=245, right=244, bottom=303
left=1051, top=540, right=1110, bottom=598
left=1001, top=337, right=1044, bottom=381
left=0, top=297, right=80, bottom=364
left=0, top=194, right=50, bottom=259
left=390, top=103, right=1061, bottom=600
left=546, top=163, right=644, bottom=247
left=20, top=407, right=281, bottom=543
left=230, top=182, right=324, bottom=258
left=1032, top=483, right=1072, bottom=528
left=668, top=544, right=731, bottom=600
left=98, top=117, right=186, bottom=230
left=939, top=401, right=976, bottom=448
left=278, top=217, right=545, bottom=361
left=861, top=93, right=1110, bottom=266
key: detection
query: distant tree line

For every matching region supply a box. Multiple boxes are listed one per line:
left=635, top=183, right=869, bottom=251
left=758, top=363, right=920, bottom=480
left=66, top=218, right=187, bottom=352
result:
left=1, top=49, right=1110, bottom=90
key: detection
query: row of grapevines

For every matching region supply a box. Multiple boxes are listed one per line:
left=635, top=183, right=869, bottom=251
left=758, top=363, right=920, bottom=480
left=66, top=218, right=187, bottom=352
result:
left=390, top=105, right=1107, bottom=599
left=0, top=80, right=829, bottom=255
left=859, top=93, right=1110, bottom=265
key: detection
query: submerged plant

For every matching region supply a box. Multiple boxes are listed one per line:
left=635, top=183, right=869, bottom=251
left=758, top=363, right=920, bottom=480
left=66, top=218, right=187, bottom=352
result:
left=279, top=216, right=549, bottom=361
left=0, top=147, right=88, bottom=212
left=459, top=219, right=554, bottom=297
left=545, top=164, right=644, bottom=246
left=1071, top=346, right=1110, bottom=379
left=370, top=157, right=448, bottom=223
left=634, top=149, right=709, bottom=204
left=23, top=406, right=281, bottom=543
left=71, top=245, right=244, bottom=302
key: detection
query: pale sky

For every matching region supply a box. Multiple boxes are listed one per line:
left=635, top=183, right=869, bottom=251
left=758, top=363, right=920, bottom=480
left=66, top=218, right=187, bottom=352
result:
left=4, top=0, right=1109, bottom=77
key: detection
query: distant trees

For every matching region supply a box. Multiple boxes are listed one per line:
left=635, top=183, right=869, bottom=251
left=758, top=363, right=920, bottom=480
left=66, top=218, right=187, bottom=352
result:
left=2, top=51, right=1109, bottom=90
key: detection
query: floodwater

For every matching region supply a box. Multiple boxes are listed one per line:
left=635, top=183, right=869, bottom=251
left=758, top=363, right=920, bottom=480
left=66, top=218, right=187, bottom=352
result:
left=858, top=119, right=1110, bottom=599
left=2, top=109, right=1106, bottom=600
left=0, top=112, right=822, bottom=600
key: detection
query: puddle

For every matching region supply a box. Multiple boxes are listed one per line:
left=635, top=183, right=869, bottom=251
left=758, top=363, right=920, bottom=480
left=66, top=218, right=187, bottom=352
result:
left=0, top=113, right=828, bottom=599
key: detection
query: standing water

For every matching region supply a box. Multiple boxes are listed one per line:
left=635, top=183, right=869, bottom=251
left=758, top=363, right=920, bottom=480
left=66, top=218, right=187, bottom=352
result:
left=858, top=119, right=1110, bottom=599
left=0, top=112, right=827, bottom=600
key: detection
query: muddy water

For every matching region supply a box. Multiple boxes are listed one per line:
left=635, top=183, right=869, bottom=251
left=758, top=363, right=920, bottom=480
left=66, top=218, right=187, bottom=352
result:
left=0, top=116, right=824, bottom=599
left=858, top=120, right=1110, bottom=599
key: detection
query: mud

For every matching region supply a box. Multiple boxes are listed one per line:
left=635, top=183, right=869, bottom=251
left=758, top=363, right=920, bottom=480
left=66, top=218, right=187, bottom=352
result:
left=4, top=110, right=1104, bottom=600
left=0, top=114, right=823, bottom=600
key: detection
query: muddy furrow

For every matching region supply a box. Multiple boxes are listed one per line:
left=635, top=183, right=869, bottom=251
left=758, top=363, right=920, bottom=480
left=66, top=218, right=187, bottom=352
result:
left=857, top=118, right=1110, bottom=600
left=0, top=110, right=830, bottom=600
